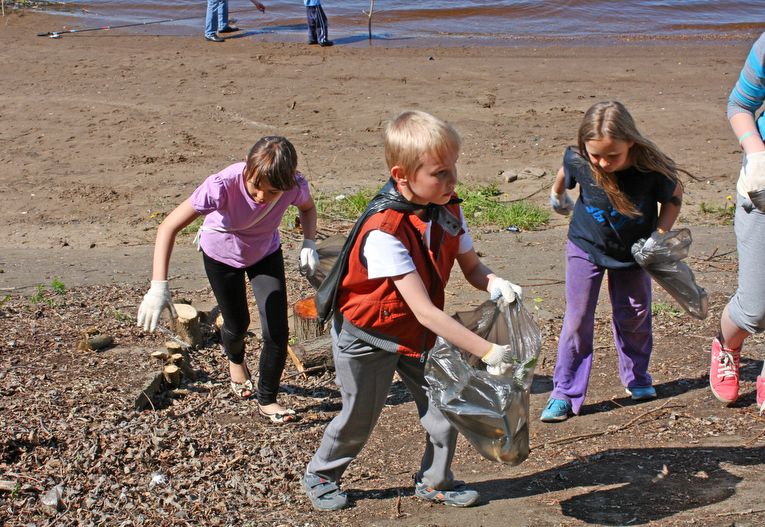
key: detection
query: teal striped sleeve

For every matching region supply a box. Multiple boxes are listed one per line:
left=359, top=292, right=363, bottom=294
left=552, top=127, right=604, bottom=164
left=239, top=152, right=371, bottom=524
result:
left=727, top=32, right=765, bottom=119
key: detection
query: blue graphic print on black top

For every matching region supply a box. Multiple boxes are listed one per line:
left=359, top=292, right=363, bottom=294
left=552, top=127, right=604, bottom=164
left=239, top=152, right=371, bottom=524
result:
left=563, top=147, right=677, bottom=269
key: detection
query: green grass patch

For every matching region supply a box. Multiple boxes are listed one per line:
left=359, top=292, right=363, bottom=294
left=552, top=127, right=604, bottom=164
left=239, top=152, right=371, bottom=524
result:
left=305, top=184, right=549, bottom=230
left=51, top=277, right=66, bottom=294
left=652, top=301, right=682, bottom=318
left=457, top=184, right=549, bottom=229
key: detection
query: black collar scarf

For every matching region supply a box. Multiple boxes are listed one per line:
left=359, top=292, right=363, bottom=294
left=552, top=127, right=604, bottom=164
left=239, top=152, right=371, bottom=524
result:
left=315, top=178, right=462, bottom=324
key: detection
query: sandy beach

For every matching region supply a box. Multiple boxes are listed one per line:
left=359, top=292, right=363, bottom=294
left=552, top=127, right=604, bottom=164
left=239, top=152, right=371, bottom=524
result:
left=1, top=9, right=764, bottom=527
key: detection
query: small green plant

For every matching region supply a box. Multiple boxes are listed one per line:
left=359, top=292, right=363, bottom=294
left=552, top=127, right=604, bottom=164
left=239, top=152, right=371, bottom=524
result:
left=29, top=284, right=46, bottom=304
left=181, top=216, right=204, bottom=236
left=51, top=277, right=66, bottom=294
left=0, top=295, right=10, bottom=307
left=9, top=481, right=21, bottom=499
left=113, top=309, right=135, bottom=323
left=699, top=196, right=735, bottom=224
left=652, top=301, right=682, bottom=318
left=315, top=189, right=376, bottom=221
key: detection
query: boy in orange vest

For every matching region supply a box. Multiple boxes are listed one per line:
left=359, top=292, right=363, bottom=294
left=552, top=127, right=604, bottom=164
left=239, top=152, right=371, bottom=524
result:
left=302, top=110, right=522, bottom=510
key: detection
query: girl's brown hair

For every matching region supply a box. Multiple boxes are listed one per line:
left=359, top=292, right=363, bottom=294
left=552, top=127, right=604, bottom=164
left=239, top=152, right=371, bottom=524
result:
left=243, top=136, right=298, bottom=191
left=577, top=101, right=688, bottom=217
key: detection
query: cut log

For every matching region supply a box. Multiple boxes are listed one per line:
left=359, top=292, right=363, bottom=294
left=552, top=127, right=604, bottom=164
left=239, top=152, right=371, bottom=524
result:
left=173, top=303, right=203, bottom=348
left=151, top=350, right=170, bottom=362
left=165, top=341, right=182, bottom=353
left=292, top=296, right=325, bottom=343
left=163, top=364, right=182, bottom=388
left=135, top=372, right=164, bottom=411
left=76, top=332, right=114, bottom=352
left=287, top=334, right=334, bottom=375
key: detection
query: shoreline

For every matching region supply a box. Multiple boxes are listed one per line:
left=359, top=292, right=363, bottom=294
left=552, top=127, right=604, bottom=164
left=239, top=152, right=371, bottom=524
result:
left=15, top=7, right=763, bottom=49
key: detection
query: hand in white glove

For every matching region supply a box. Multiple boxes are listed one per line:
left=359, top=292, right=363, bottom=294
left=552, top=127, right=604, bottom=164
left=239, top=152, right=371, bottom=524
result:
left=744, top=151, right=765, bottom=211
left=549, top=190, right=574, bottom=216
left=481, top=343, right=513, bottom=374
left=641, top=230, right=665, bottom=253
left=487, top=276, right=522, bottom=304
left=137, top=280, right=177, bottom=332
left=299, top=239, right=320, bottom=276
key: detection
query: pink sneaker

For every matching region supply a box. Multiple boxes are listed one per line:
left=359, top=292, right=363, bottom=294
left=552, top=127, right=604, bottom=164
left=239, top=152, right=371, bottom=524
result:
left=757, top=376, right=765, bottom=414
left=709, top=338, right=741, bottom=404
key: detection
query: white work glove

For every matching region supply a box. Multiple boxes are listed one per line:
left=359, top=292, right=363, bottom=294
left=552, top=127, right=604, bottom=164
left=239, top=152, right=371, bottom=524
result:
left=550, top=190, right=574, bottom=216
left=487, top=276, right=522, bottom=304
left=743, top=151, right=765, bottom=212
left=137, top=280, right=177, bottom=332
left=481, top=343, right=513, bottom=376
left=640, top=230, right=664, bottom=253
left=299, top=239, right=320, bottom=276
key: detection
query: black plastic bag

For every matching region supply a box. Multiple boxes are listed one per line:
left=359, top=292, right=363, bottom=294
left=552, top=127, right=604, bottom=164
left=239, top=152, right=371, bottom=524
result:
left=424, top=300, right=541, bottom=465
left=631, top=228, right=708, bottom=319
left=305, top=235, right=346, bottom=290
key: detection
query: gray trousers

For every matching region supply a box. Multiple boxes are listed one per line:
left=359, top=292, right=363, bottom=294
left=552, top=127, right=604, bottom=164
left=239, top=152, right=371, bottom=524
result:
left=727, top=193, right=765, bottom=334
left=307, top=322, right=458, bottom=489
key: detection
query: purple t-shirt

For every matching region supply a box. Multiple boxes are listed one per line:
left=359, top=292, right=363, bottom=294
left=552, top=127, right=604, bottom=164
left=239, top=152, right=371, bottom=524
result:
left=190, top=162, right=310, bottom=268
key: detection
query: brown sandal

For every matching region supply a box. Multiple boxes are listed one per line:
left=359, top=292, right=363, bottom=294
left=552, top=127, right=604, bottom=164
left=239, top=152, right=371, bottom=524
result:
left=230, top=378, right=255, bottom=398
left=258, top=404, right=297, bottom=424
left=230, top=363, right=255, bottom=398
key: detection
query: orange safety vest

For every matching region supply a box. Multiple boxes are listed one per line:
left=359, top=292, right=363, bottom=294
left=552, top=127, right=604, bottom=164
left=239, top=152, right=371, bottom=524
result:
left=337, top=202, right=464, bottom=358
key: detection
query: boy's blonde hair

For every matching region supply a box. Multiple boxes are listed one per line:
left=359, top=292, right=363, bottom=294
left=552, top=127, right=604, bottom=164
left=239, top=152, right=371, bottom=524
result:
left=384, top=111, right=461, bottom=176
left=244, top=136, right=298, bottom=191
left=577, top=101, right=686, bottom=217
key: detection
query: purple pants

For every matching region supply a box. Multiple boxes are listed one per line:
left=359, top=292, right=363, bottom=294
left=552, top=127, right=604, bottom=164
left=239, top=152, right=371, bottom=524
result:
left=552, top=241, right=653, bottom=414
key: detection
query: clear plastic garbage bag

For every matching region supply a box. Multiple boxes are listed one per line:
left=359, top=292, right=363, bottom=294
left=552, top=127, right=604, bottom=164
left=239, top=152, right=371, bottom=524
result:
left=306, top=235, right=347, bottom=290
left=424, top=299, right=542, bottom=465
left=631, top=228, right=708, bottom=320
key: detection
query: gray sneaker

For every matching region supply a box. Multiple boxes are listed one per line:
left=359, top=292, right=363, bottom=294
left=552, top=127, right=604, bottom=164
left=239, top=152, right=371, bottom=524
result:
left=414, top=478, right=479, bottom=508
left=302, top=472, right=348, bottom=511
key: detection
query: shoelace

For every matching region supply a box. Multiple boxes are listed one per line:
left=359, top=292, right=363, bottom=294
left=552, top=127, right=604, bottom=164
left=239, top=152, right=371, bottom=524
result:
left=716, top=350, right=739, bottom=380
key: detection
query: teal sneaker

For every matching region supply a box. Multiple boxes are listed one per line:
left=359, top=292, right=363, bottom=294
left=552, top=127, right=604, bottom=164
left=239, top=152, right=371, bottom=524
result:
left=302, top=472, right=348, bottom=511
left=414, top=478, right=479, bottom=508
left=625, top=385, right=657, bottom=401
left=540, top=398, right=572, bottom=422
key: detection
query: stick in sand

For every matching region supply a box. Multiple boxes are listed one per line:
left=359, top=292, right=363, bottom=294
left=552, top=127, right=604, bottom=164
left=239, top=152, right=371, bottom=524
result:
left=364, top=0, right=375, bottom=41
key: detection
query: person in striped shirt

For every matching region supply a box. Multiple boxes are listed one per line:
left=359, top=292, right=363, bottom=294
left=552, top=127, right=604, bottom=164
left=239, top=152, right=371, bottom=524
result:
left=710, top=32, right=765, bottom=413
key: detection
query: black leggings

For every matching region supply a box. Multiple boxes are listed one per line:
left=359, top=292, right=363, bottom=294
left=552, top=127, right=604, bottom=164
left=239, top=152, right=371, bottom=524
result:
left=203, top=248, right=289, bottom=406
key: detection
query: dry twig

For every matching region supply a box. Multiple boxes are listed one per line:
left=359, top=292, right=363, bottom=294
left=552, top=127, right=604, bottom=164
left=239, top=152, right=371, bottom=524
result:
left=533, top=401, right=680, bottom=449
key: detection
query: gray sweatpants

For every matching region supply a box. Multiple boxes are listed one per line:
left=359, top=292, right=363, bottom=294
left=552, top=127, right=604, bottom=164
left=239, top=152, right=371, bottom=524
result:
left=727, top=193, right=765, bottom=334
left=306, top=322, right=458, bottom=489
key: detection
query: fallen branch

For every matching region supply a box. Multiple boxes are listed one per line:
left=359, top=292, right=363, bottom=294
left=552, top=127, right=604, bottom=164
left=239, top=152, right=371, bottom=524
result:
left=533, top=401, right=679, bottom=449
left=523, top=278, right=565, bottom=287
left=504, top=184, right=548, bottom=203
left=173, top=392, right=214, bottom=419
left=703, top=248, right=736, bottom=262
left=745, top=427, right=765, bottom=447
left=716, top=508, right=765, bottom=517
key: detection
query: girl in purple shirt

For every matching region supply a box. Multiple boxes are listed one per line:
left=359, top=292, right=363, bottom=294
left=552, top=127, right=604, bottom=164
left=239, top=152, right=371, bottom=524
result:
left=138, top=136, right=319, bottom=423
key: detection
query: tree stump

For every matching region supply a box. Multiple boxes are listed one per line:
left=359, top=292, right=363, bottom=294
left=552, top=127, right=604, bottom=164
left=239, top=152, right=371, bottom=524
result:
left=287, top=334, right=334, bottom=375
left=163, top=364, right=181, bottom=388
left=165, top=342, right=197, bottom=381
left=173, top=303, right=203, bottom=349
left=135, top=372, right=164, bottom=411
left=292, top=296, right=325, bottom=342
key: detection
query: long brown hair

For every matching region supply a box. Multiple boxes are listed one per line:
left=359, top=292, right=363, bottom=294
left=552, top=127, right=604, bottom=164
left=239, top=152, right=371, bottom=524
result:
left=577, top=101, right=688, bottom=217
left=243, top=136, right=298, bottom=191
